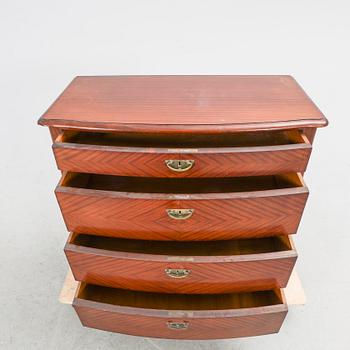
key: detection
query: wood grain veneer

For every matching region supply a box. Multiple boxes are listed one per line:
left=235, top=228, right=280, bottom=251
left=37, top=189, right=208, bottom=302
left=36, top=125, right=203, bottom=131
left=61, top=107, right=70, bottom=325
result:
left=73, top=284, right=287, bottom=339
left=38, top=75, right=328, bottom=133
left=56, top=172, right=308, bottom=240
left=53, top=129, right=312, bottom=177
left=38, top=75, right=327, bottom=340
left=65, top=233, right=297, bottom=293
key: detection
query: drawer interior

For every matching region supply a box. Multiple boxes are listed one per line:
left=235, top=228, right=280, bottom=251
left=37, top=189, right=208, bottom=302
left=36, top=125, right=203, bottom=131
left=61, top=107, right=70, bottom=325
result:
left=59, top=129, right=307, bottom=148
left=61, top=173, right=304, bottom=194
left=77, top=284, right=284, bottom=310
left=69, top=234, right=293, bottom=256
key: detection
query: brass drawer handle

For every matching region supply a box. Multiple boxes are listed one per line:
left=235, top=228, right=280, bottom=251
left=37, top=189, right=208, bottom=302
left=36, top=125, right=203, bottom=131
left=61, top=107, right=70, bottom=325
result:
left=167, top=321, right=189, bottom=330
left=166, top=209, right=194, bottom=220
left=165, top=268, right=191, bottom=278
left=165, top=159, right=194, bottom=172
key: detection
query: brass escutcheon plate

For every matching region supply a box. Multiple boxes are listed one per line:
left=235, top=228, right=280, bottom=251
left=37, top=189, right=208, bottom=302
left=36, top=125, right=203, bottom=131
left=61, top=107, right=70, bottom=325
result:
left=166, top=209, right=194, bottom=220
left=165, top=268, right=191, bottom=278
left=165, top=159, right=194, bottom=172
left=167, top=321, right=189, bottom=330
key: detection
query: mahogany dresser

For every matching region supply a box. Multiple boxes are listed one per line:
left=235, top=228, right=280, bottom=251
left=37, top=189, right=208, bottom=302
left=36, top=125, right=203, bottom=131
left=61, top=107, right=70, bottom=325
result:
left=38, top=75, right=327, bottom=340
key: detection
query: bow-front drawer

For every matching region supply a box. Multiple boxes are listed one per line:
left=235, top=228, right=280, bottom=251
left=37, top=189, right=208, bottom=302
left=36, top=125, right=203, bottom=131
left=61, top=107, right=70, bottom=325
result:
left=53, top=129, right=312, bottom=177
left=65, top=233, right=297, bottom=294
left=73, top=284, right=287, bottom=339
left=55, top=172, right=308, bottom=240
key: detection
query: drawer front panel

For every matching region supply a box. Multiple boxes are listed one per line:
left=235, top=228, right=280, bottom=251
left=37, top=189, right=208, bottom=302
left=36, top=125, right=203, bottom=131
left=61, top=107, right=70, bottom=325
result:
left=66, top=249, right=297, bottom=293
left=53, top=145, right=311, bottom=177
left=56, top=190, right=308, bottom=240
left=73, top=301, right=287, bottom=340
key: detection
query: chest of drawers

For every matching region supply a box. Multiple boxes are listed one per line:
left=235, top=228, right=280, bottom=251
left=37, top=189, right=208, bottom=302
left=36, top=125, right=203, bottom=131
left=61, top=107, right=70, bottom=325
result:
left=39, top=75, right=327, bottom=340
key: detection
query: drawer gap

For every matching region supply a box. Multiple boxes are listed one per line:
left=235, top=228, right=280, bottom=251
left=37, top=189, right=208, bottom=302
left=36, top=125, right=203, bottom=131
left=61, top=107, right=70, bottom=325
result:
left=70, top=234, right=292, bottom=256
left=77, top=284, right=283, bottom=310
left=60, top=129, right=307, bottom=148
left=62, top=173, right=303, bottom=194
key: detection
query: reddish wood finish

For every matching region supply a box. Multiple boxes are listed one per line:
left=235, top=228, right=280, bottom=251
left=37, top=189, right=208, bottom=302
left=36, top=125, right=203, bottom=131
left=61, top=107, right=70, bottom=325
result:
left=73, top=285, right=287, bottom=339
left=303, top=127, right=317, bottom=144
left=38, top=76, right=328, bottom=133
left=55, top=173, right=308, bottom=240
left=53, top=130, right=312, bottom=178
left=65, top=233, right=297, bottom=293
left=49, top=126, right=62, bottom=142
left=38, top=75, right=327, bottom=339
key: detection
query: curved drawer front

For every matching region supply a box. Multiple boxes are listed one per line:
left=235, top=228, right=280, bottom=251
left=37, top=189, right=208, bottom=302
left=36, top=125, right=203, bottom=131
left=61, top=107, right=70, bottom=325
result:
left=65, top=234, right=297, bottom=293
left=73, top=284, right=288, bottom=340
left=56, top=173, right=309, bottom=240
left=53, top=130, right=312, bottom=177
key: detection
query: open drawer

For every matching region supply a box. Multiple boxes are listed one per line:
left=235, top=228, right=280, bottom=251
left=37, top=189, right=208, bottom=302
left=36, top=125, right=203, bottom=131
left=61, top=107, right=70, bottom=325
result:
left=73, top=284, right=288, bottom=339
left=56, top=172, right=308, bottom=240
left=65, top=234, right=297, bottom=294
left=53, top=129, right=312, bottom=177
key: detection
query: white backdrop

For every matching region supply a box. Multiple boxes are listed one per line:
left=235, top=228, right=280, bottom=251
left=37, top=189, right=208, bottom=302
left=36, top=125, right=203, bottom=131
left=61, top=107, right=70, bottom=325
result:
left=0, top=1, right=349, bottom=349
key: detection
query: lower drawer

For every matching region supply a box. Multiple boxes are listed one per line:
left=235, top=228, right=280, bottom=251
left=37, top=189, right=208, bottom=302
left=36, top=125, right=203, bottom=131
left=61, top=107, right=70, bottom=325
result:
left=56, top=172, right=308, bottom=240
left=73, top=284, right=288, bottom=339
left=65, top=234, right=297, bottom=293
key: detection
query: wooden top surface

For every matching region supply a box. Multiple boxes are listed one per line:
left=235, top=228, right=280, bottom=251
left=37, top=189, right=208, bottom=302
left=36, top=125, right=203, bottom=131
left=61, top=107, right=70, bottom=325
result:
left=39, top=75, right=327, bottom=133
